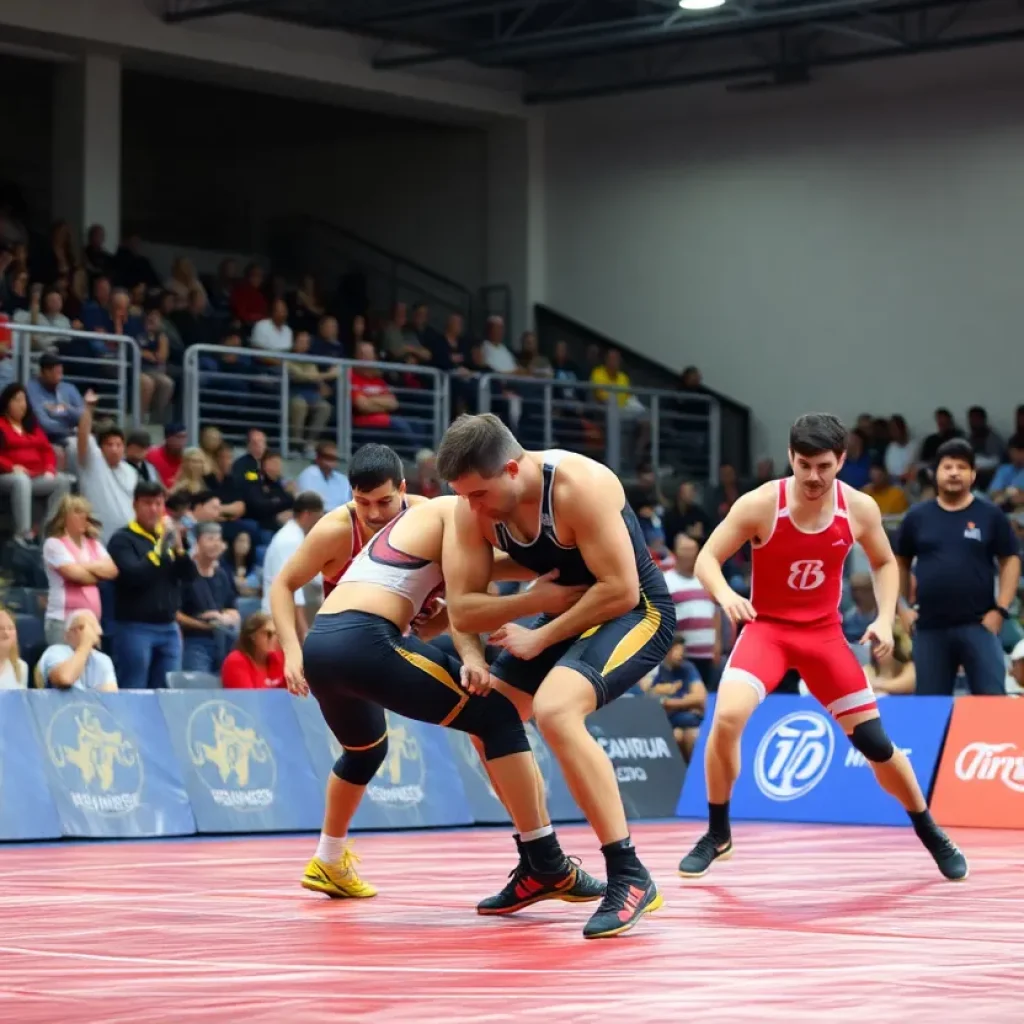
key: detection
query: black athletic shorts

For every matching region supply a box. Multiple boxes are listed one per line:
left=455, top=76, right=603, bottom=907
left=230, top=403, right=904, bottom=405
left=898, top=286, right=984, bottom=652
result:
left=489, top=587, right=676, bottom=708
left=303, top=610, right=522, bottom=749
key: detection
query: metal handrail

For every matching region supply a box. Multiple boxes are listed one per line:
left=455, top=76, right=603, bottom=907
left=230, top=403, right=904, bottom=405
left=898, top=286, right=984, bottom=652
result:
left=183, top=344, right=449, bottom=464
left=8, top=322, right=143, bottom=426
left=475, top=372, right=720, bottom=477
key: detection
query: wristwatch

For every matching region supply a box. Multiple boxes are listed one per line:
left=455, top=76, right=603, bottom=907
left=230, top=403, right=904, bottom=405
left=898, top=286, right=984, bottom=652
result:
left=994, top=606, right=1010, bottom=620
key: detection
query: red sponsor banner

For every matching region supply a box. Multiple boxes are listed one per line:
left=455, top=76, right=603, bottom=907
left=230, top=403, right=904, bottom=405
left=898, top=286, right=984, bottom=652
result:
left=931, top=697, right=1024, bottom=829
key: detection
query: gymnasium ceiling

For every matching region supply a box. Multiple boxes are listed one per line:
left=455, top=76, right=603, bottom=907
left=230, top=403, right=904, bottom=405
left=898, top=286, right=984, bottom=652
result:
left=162, top=0, right=1024, bottom=103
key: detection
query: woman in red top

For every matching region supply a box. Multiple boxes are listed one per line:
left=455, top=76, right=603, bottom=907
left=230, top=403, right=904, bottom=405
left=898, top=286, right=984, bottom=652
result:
left=0, top=382, right=72, bottom=544
left=221, top=611, right=286, bottom=689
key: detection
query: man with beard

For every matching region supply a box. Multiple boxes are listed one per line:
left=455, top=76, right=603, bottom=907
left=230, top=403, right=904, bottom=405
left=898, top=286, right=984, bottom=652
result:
left=676, top=413, right=968, bottom=883
left=895, top=438, right=1020, bottom=696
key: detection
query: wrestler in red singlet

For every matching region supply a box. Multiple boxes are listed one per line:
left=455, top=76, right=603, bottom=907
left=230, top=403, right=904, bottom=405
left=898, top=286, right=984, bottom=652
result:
left=725, top=477, right=876, bottom=718
left=677, top=412, right=967, bottom=882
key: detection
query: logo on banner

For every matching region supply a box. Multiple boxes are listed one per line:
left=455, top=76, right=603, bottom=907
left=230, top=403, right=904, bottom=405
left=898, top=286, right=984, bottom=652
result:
left=755, top=711, right=835, bottom=801
left=188, top=701, right=275, bottom=810
left=46, top=703, right=143, bottom=816
left=954, top=742, right=1024, bottom=792
left=589, top=724, right=673, bottom=783
left=368, top=714, right=425, bottom=808
left=787, top=560, right=826, bottom=590
left=457, top=723, right=551, bottom=800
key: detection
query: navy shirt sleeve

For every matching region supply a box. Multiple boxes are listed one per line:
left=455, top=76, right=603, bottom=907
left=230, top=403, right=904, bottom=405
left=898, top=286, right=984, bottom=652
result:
left=990, top=506, right=1021, bottom=559
left=893, top=507, right=917, bottom=559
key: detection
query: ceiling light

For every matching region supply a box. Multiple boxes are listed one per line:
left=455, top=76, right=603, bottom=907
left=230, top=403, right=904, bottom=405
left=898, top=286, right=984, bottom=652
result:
left=679, top=0, right=727, bottom=10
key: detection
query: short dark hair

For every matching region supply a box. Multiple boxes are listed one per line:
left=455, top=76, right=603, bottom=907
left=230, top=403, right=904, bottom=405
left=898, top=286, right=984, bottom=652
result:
left=125, top=429, right=150, bottom=449
left=672, top=632, right=686, bottom=648
left=436, top=413, right=524, bottom=481
left=1009, top=434, right=1024, bottom=451
left=788, top=413, right=848, bottom=458
left=134, top=480, right=165, bottom=502
left=293, top=490, right=325, bottom=516
left=261, top=450, right=282, bottom=465
left=349, top=443, right=404, bottom=492
left=166, top=491, right=190, bottom=514
left=935, top=438, right=975, bottom=469
left=190, top=489, right=217, bottom=509
left=98, top=425, right=126, bottom=445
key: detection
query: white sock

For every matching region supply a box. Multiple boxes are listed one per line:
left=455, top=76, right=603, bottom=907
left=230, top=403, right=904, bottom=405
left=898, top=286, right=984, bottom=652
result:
left=316, top=832, right=346, bottom=863
left=520, top=824, right=554, bottom=842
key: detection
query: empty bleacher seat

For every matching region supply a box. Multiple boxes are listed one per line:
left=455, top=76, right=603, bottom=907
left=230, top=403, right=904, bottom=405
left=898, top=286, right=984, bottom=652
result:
left=166, top=671, right=222, bottom=690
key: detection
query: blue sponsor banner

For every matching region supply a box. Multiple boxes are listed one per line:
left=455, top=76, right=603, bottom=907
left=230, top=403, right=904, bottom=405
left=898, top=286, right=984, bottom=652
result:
left=158, top=690, right=322, bottom=833
left=677, top=694, right=953, bottom=826
left=28, top=690, right=195, bottom=838
left=0, top=692, right=62, bottom=840
left=447, top=723, right=584, bottom=826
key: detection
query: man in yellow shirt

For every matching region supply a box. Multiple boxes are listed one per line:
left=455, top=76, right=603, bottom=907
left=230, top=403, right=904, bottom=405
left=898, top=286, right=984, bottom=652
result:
left=589, top=347, right=632, bottom=406
left=862, top=461, right=909, bottom=515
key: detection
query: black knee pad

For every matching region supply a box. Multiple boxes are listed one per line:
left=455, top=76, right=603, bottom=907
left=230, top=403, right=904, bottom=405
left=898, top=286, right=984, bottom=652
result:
left=848, top=718, right=894, bottom=763
left=332, top=738, right=388, bottom=786
left=481, top=719, right=531, bottom=761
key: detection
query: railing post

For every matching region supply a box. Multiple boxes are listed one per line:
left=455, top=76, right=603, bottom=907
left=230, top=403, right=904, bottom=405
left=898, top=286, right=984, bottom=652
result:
left=542, top=381, right=553, bottom=450
left=131, top=342, right=142, bottom=427
left=339, top=366, right=353, bottom=466
left=117, top=343, right=127, bottom=425
left=477, top=373, right=493, bottom=414
left=649, top=394, right=661, bottom=474
left=707, top=397, right=721, bottom=480
left=605, top=397, right=621, bottom=475
left=279, top=368, right=290, bottom=456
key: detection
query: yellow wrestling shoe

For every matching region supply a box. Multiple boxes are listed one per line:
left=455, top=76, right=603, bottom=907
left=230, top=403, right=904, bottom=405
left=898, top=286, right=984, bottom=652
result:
left=301, top=844, right=378, bottom=899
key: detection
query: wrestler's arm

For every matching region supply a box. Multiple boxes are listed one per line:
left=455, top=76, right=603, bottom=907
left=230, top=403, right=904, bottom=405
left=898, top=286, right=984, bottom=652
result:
left=694, top=488, right=770, bottom=604
left=271, top=511, right=351, bottom=664
left=491, top=549, right=537, bottom=583
left=443, top=500, right=562, bottom=633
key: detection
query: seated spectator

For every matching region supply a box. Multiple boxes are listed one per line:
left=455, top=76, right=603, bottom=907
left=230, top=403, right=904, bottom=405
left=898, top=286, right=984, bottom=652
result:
left=241, top=450, right=294, bottom=537
left=862, top=460, right=909, bottom=515
left=515, top=331, right=552, bottom=377
left=663, top=534, right=720, bottom=690
left=310, top=315, right=344, bottom=362
left=204, top=442, right=257, bottom=546
left=288, top=330, right=337, bottom=455
left=967, top=405, right=1004, bottom=486
left=178, top=522, right=240, bottom=673
left=989, top=435, right=1024, bottom=511
left=31, top=220, right=75, bottom=289
left=170, top=286, right=217, bottom=351
left=221, top=612, right=285, bottom=689
left=919, top=407, right=963, bottom=465
left=42, top=494, right=118, bottom=646
left=231, top=263, right=268, bottom=327
left=36, top=610, right=117, bottom=692
left=13, top=285, right=72, bottom=349
left=350, top=339, right=428, bottom=450
left=124, top=429, right=161, bottom=484
left=295, top=441, right=351, bottom=511
left=481, top=315, right=517, bottom=374
left=136, top=307, right=174, bottom=423
left=147, top=422, right=187, bottom=489
left=227, top=531, right=261, bottom=597
left=231, top=427, right=267, bottom=482
left=0, top=609, right=28, bottom=690
left=171, top=446, right=210, bottom=495
left=107, top=481, right=195, bottom=689
left=198, top=425, right=223, bottom=474
left=663, top=479, right=712, bottom=545
left=26, top=351, right=83, bottom=445
left=251, top=298, right=293, bottom=355
left=865, top=622, right=916, bottom=695
left=842, top=573, right=877, bottom=644
left=589, top=346, right=650, bottom=457
left=1007, top=639, right=1024, bottom=695
left=165, top=257, right=207, bottom=311
left=0, top=382, right=73, bottom=545
left=638, top=634, right=706, bottom=762
left=293, top=274, right=324, bottom=335
left=182, top=489, right=222, bottom=548
left=838, top=430, right=872, bottom=489
left=411, top=448, right=442, bottom=498
left=83, top=224, right=115, bottom=280
left=260, top=491, right=326, bottom=639
left=3, top=262, right=29, bottom=313
left=885, top=414, right=917, bottom=484
left=711, top=463, right=743, bottom=521
left=111, top=234, right=161, bottom=292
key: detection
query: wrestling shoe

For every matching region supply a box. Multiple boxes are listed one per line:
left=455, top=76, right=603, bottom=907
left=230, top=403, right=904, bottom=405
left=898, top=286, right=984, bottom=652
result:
left=678, top=832, right=734, bottom=878
left=477, top=857, right=605, bottom=915
left=582, top=873, right=662, bottom=939
left=301, top=844, right=378, bottom=899
left=918, top=827, right=969, bottom=882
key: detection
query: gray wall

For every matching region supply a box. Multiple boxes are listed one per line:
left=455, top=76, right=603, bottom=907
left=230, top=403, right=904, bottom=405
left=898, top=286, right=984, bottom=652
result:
left=121, top=71, right=489, bottom=291
left=543, top=62, right=1024, bottom=458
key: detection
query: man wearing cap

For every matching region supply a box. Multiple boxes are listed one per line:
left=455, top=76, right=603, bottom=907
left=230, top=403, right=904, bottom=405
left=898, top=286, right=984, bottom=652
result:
left=895, top=438, right=1021, bottom=695
left=148, top=422, right=187, bottom=488
left=26, top=350, right=83, bottom=446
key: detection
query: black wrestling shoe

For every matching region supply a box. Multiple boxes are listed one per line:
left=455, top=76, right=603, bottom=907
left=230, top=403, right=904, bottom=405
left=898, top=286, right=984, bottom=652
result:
left=678, top=832, right=734, bottom=878
left=582, top=872, right=662, bottom=939
left=917, top=827, right=969, bottom=881
left=477, top=857, right=605, bottom=915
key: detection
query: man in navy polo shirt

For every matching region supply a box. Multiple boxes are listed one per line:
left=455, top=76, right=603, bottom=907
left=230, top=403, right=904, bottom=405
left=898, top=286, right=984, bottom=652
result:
left=895, top=439, right=1020, bottom=695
